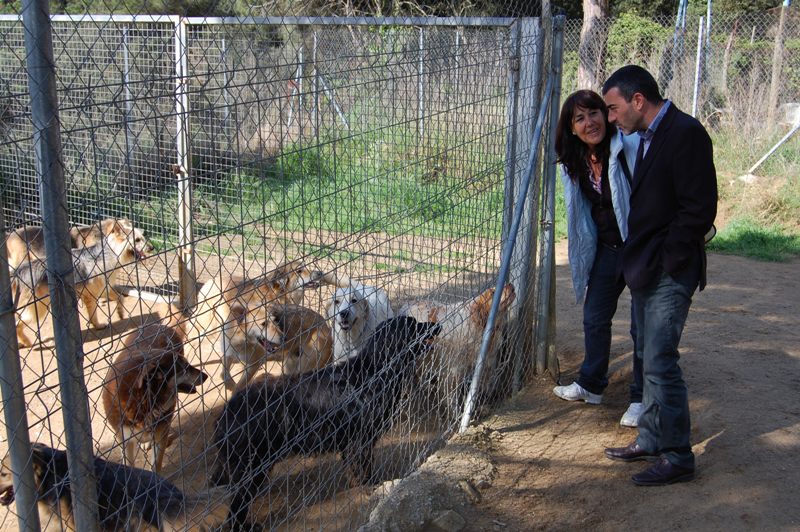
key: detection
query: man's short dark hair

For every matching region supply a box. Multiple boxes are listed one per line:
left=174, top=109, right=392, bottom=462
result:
left=602, top=65, right=663, bottom=103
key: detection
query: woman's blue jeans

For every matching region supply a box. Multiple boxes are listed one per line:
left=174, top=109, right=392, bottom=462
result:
left=577, top=244, right=643, bottom=402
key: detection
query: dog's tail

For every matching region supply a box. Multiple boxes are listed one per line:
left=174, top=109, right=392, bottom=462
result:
left=161, top=486, right=230, bottom=532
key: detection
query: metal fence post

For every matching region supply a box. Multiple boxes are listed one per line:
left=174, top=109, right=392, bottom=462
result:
left=21, top=0, right=100, bottom=529
left=122, top=25, right=134, bottom=176
left=418, top=27, right=425, bottom=139
left=533, top=15, right=565, bottom=376
left=0, top=200, right=40, bottom=532
left=505, top=18, right=545, bottom=392
left=175, top=16, right=196, bottom=310
left=692, top=16, right=705, bottom=118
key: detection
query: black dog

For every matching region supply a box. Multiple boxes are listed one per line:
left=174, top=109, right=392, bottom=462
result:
left=0, top=443, right=227, bottom=531
left=211, top=316, right=440, bottom=530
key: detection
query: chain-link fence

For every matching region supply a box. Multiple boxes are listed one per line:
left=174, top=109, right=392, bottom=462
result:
left=562, top=8, right=800, bottom=136
left=0, top=10, right=559, bottom=530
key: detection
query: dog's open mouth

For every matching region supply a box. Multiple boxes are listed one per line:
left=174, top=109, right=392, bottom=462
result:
left=261, top=339, right=280, bottom=353
left=134, top=249, right=149, bottom=261
left=0, top=485, right=15, bottom=506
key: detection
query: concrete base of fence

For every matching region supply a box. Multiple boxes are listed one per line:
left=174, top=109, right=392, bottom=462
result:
left=359, top=425, right=500, bottom=532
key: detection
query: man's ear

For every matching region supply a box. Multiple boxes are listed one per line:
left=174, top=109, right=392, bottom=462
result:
left=632, top=92, right=645, bottom=112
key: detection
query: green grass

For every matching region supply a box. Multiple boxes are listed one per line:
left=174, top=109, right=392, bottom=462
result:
left=708, top=218, right=800, bottom=261
left=186, top=129, right=507, bottom=242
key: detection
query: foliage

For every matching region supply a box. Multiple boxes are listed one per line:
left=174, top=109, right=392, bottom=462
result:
left=707, top=217, right=800, bottom=261
left=605, top=12, right=672, bottom=69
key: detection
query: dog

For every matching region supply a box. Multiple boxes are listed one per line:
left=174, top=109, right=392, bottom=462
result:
left=5, top=218, right=122, bottom=271
left=400, top=283, right=516, bottom=420
left=11, top=219, right=153, bottom=347
left=192, top=260, right=331, bottom=337
left=260, top=304, right=333, bottom=376
left=192, top=261, right=342, bottom=389
left=210, top=316, right=440, bottom=530
left=101, top=323, right=208, bottom=473
left=326, top=281, right=394, bottom=364
left=0, top=442, right=228, bottom=531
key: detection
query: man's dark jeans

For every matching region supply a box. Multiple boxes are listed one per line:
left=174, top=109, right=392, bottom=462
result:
left=578, top=244, right=643, bottom=403
left=632, top=258, right=701, bottom=470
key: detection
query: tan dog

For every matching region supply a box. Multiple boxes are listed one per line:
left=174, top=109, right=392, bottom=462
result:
left=261, top=304, right=333, bottom=375
left=101, top=323, right=207, bottom=473
left=192, top=260, right=331, bottom=337
left=5, top=218, right=120, bottom=270
left=400, top=283, right=516, bottom=418
left=219, top=303, right=333, bottom=388
left=11, top=219, right=153, bottom=347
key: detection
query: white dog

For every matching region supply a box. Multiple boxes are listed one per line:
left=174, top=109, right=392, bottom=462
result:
left=326, top=281, right=394, bottom=364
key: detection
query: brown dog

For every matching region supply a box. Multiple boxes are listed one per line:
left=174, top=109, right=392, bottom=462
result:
left=11, top=219, right=153, bottom=347
left=400, top=283, right=516, bottom=419
left=5, top=218, right=120, bottom=270
left=101, top=323, right=207, bottom=473
left=260, top=304, right=333, bottom=376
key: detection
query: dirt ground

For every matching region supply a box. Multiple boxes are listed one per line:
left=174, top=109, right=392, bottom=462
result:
left=458, top=244, right=800, bottom=531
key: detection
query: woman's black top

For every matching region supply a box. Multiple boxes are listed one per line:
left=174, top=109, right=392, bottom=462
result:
left=578, top=159, right=624, bottom=249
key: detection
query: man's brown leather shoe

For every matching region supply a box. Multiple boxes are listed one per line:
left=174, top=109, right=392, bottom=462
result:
left=604, top=441, right=658, bottom=462
left=632, top=457, right=695, bottom=486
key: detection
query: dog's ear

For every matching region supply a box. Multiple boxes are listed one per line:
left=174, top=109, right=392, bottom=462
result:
left=99, top=218, right=117, bottom=235
left=136, top=357, right=165, bottom=389
left=230, top=303, right=247, bottom=324
left=416, top=320, right=441, bottom=341
left=269, top=306, right=286, bottom=331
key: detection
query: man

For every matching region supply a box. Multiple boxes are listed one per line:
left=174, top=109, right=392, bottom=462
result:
left=601, top=65, right=717, bottom=486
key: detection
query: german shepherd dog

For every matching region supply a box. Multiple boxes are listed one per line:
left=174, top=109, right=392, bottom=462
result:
left=400, top=284, right=516, bottom=420
left=102, top=323, right=208, bottom=473
left=4, top=218, right=121, bottom=271
left=0, top=443, right=228, bottom=531
left=210, top=316, right=440, bottom=530
left=11, top=219, right=153, bottom=347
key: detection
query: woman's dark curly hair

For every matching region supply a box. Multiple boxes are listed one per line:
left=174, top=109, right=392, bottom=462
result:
left=554, top=89, right=614, bottom=182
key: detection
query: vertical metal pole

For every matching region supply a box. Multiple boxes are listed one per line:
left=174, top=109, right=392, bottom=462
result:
left=692, top=16, right=705, bottom=118
left=418, top=27, right=424, bottom=139
left=501, top=21, right=522, bottom=245
left=175, top=17, right=196, bottom=310
left=21, top=0, right=99, bottom=530
left=0, top=201, right=40, bottom=532
left=221, top=36, right=231, bottom=134
left=533, top=15, right=565, bottom=376
left=122, top=26, right=134, bottom=175
left=507, top=19, right=544, bottom=392
left=312, top=30, right=319, bottom=133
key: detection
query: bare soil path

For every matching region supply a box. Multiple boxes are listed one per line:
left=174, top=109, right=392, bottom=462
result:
left=461, top=247, right=800, bottom=531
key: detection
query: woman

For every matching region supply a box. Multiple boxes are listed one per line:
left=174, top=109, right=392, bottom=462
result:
left=552, top=89, right=643, bottom=427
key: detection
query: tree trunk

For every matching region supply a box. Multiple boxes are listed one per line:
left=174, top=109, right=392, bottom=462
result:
left=577, top=0, right=609, bottom=91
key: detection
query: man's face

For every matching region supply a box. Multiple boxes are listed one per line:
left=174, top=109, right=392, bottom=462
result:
left=604, top=87, right=644, bottom=135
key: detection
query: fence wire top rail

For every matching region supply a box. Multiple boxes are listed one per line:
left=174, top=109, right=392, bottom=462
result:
left=0, top=14, right=516, bottom=26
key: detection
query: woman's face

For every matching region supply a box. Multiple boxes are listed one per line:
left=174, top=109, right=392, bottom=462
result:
left=571, top=105, right=606, bottom=149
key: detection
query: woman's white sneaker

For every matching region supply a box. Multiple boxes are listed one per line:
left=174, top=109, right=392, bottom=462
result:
left=552, top=382, right=602, bottom=405
left=620, top=402, right=644, bottom=427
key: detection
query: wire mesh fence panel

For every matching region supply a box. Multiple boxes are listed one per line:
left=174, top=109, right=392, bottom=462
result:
left=0, top=11, right=552, bottom=531
left=561, top=8, right=800, bottom=137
